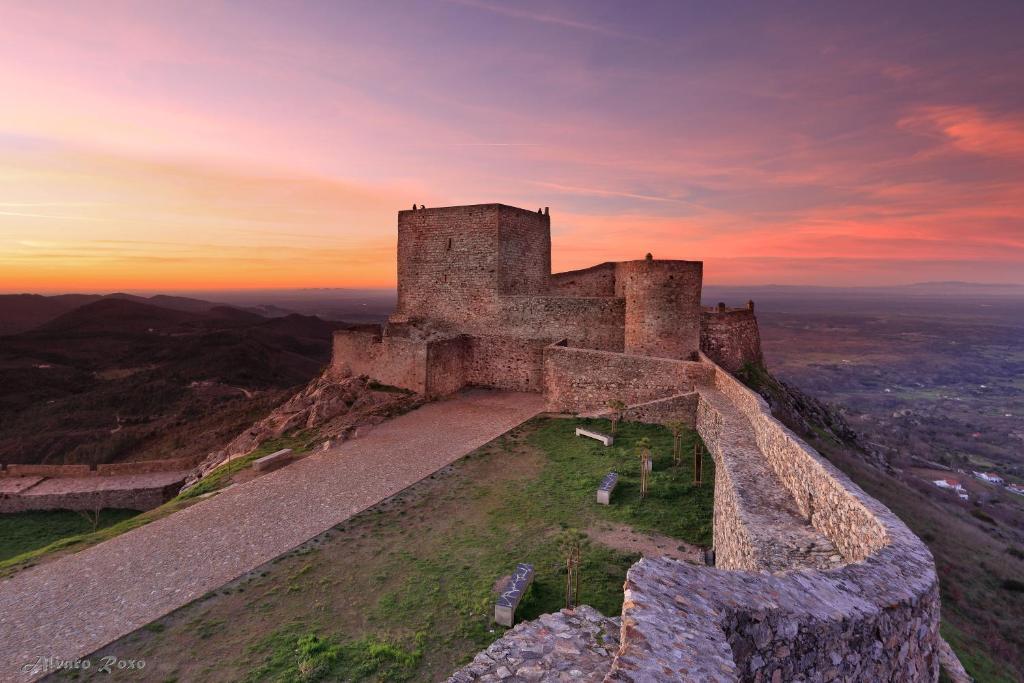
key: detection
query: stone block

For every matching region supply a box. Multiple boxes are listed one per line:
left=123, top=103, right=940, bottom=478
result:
left=597, top=472, right=618, bottom=505
left=495, top=563, right=535, bottom=627
left=252, top=448, right=293, bottom=472
left=575, top=427, right=613, bottom=446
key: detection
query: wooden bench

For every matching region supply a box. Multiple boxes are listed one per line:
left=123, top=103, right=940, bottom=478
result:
left=575, top=427, right=613, bottom=446
left=597, top=472, right=618, bottom=505
left=494, top=562, right=534, bottom=626
left=252, top=448, right=293, bottom=472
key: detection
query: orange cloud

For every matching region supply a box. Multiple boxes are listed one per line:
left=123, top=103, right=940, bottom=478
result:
left=900, top=106, right=1024, bottom=158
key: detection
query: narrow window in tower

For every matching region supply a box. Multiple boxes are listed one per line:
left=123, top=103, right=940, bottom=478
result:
left=446, top=237, right=453, bottom=251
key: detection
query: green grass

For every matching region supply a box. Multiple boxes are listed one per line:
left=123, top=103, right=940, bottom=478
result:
left=0, top=501, right=191, bottom=577
left=0, top=429, right=322, bottom=577
left=942, top=621, right=1019, bottom=683
left=519, top=417, right=713, bottom=545
left=244, top=630, right=424, bottom=683
left=0, top=508, right=139, bottom=563
left=175, top=430, right=318, bottom=501
left=70, top=417, right=713, bottom=681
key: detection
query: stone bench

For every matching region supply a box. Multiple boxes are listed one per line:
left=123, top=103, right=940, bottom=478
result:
left=252, top=448, right=293, bottom=472
left=575, top=427, right=613, bottom=446
left=597, top=472, right=618, bottom=505
left=495, top=563, right=535, bottom=627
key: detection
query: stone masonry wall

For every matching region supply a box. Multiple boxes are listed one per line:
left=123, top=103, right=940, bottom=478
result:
left=394, top=204, right=502, bottom=325
left=617, top=260, right=703, bottom=360
left=0, top=473, right=187, bottom=513
left=463, top=336, right=547, bottom=392
left=333, top=330, right=549, bottom=397
left=617, top=392, right=700, bottom=428
left=495, top=296, right=625, bottom=351
left=694, top=396, right=762, bottom=572
left=0, top=457, right=198, bottom=477
left=709, top=362, right=888, bottom=561
left=542, top=343, right=713, bottom=413
left=611, top=550, right=939, bottom=682
left=331, top=329, right=428, bottom=394
left=605, top=358, right=939, bottom=681
left=425, top=336, right=469, bottom=398
left=394, top=204, right=550, bottom=326
left=700, top=307, right=764, bottom=372
left=498, top=205, right=551, bottom=295
left=550, top=262, right=618, bottom=297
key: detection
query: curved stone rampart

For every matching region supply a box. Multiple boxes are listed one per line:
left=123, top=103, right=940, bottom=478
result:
left=605, top=359, right=940, bottom=681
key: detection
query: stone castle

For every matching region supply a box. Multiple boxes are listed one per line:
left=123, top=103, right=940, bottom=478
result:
left=332, top=204, right=942, bottom=682
left=332, top=203, right=762, bottom=396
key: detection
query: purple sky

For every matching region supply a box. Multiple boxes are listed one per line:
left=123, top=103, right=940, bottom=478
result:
left=1, top=0, right=1022, bottom=290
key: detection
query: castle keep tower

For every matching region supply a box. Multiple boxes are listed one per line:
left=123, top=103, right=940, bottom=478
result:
left=393, top=204, right=551, bottom=327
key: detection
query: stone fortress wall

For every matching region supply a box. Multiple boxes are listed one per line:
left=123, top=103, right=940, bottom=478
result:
left=599, top=360, right=938, bottom=681
left=701, top=302, right=764, bottom=372
left=335, top=204, right=942, bottom=681
left=332, top=203, right=752, bottom=393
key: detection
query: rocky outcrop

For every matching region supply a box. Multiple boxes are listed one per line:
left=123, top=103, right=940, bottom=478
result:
left=186, top=373, right=421, bottom=486
left=448, top=606, right=620, bottom=682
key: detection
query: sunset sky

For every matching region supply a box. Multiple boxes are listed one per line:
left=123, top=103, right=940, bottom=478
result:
left=1, top=0, right=1022, bottom=292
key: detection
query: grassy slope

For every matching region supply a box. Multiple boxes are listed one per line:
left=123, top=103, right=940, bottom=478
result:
left=0, top=432, right=318, bottom=578
left=0, top=509, right=139, bottom=563
left=63, top=417, right=713, bottom=682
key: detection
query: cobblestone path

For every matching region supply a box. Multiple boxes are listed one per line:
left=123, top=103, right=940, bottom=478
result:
left=0, top=390, right=543, bottom=680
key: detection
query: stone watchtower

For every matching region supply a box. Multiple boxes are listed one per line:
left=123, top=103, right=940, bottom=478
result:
left=392, top=204, right=551, bottom=327
left=617, top=259, right=703, bottom=360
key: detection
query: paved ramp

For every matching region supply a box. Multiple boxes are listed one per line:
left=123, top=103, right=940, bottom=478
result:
left=0, top=390, right=544, bottom=680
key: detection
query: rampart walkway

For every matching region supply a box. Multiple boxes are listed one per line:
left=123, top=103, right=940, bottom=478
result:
left=0, top=390, right=544, bottom=680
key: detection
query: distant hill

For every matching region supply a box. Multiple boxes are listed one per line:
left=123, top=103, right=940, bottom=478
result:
left=0, top=292, right=297, bottom=335
left=36, top=298, right=213, bottom=334
left=0, top=293, right=104, bottom=335
left=0, top=298, right=350, bottom=466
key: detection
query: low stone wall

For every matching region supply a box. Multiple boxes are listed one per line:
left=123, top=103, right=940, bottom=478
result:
left=604, top=359, right=940, bottom=681
left=95, top=457, right=199, bottom=476
left=0, top=471, right=188, bottom=512
left=3, top=464, right=92, bottom=478
left=542, top=342, right=712, bottom=413
left=694, top=396, right=762, bottom=572
left=0, top=457, right=197, bottom=478
left=615, top=392, right=699, bottom=427
left=610, top=551, right=939, bottom=682
left=708, top=362, right=888, bottom=562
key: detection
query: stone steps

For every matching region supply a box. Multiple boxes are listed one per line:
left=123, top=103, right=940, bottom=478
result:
left=448, top=606, right=619, bottom=682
